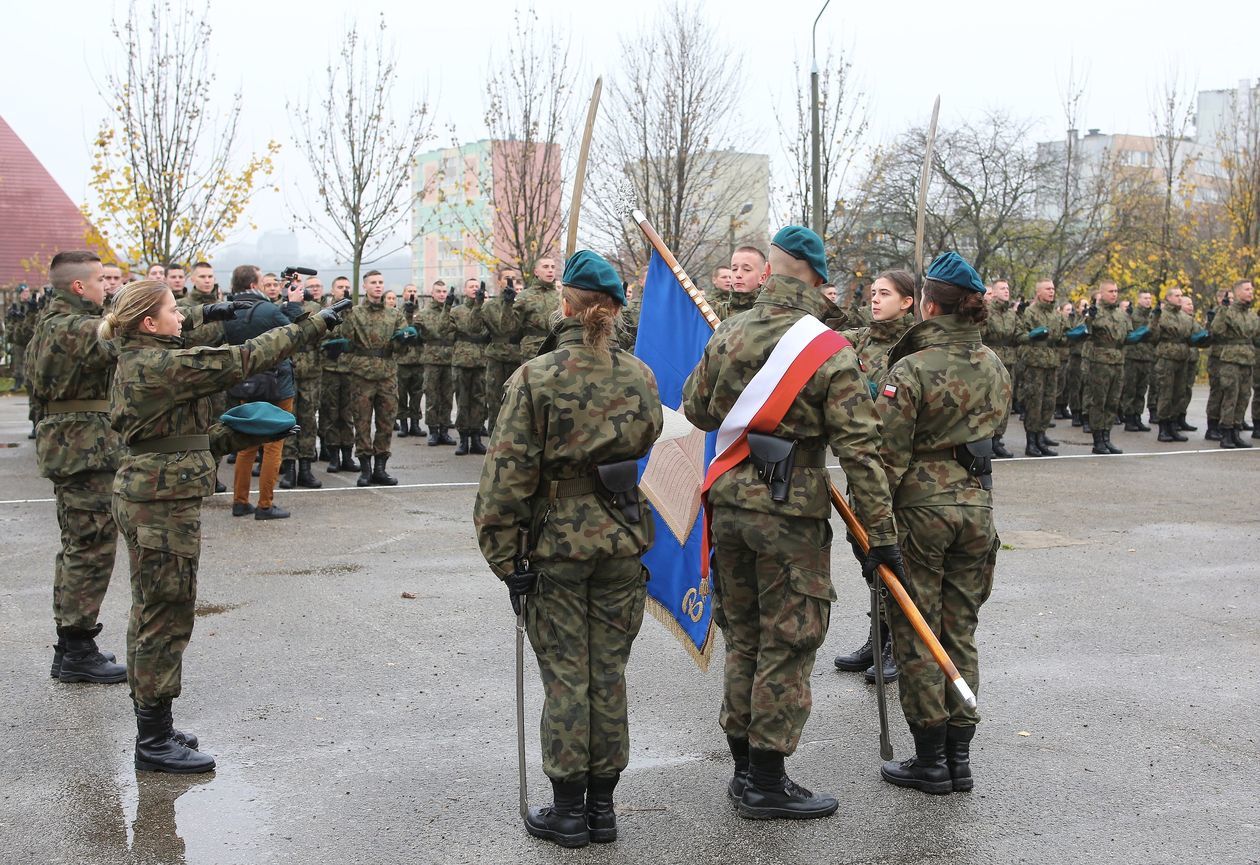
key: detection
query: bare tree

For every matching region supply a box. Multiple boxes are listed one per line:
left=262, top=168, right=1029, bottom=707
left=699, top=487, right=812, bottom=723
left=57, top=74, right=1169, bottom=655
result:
left=86, top=0, right=277, bottom=269
left=1217, top=81, right=1260, bottom=276
left=586, top=0, right=754, bottom=278
left=289, top=15, right=435, bottom=293
left=1149, top=70, right=1198, bottom=292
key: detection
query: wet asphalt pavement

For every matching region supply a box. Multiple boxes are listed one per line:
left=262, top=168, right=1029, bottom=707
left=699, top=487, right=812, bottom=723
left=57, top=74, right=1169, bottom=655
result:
left=1, top=389, right=1257, bottom=865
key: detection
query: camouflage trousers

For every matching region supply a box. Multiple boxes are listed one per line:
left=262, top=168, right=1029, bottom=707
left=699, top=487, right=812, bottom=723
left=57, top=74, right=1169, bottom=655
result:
left=1205, top=355, right=1223, bottom=421
left=994, top=356, right=1014, bottom=436
left=10, top=343, right=26, bottom=387
left=710, top=508, right=834, bottom=755
left=52, top=471, right=118, bottom=631
left=1086, top=360, right=1124, bottom=430
left=319, top=371, right=355, bottom=449
left=1121, top=358, right=1154, bottom=417
left=526, top=556, right=647, bottom=783
left=350, top=374, right=398, bottom=458
left=1056, top=357, right=1071, bottom=407
left=887, top=505, right=996, bottom=729
left=1064, top=354, right=1083, bottom=415
left=1216, top=361, right=1254, bottom=426
left=423, top=363, right=454, bottom=430
left=483, top=359, right=517, bottom=436
left=1021, top=365, right=1057, bottom=434
left=397, top=363, right=425, bottom=424
left=1154, top=356, right=1192, bottom=421
left=284, top=375, right=321, bottom=461
left=112, top=495, right=201, bottom=708
left=453, top=365, right=486, bottom=431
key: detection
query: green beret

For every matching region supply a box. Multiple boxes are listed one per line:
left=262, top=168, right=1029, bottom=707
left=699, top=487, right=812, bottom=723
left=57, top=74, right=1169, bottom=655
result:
left=562, top=250, right=625, bottom=304
left=220, top=402, right=296, bottom=437
left=926, top=252, right=986, bottom=294
left=771, top=226, right=827, bottom=282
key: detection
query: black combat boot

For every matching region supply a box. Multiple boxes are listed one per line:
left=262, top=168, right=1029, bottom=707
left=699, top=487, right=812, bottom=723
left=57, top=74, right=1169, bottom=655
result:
left=1176, top=414, right=1197, bottom=431
left=726, top=735, right=750, bottom=801
left=738, top=749, right=838, bottom=820
left=1036, top=432, right=1058, bottom=457
left=1024, top=431, right=1045, bottom=457
left=991, top=435, right=1013, bottom=459
left=437, top=427, right=457, bottom=446
left=338, top=445, right=356, bottom=472
left=278, top=459, right=296, bottom=489
left=396, top=419, right=409, bottom=438
left=58, top=625, right=127, bottom=684
left=1157, top=420, right=1177, bottom=442
left=1166, top=420, right=1188, bottom=442
left=1091, top=429, right=1110, bottom=455
left=1235, top=427, right=1254, bottom=448
left=1219, top=427, right=1237, bottom=449
left=132, top=701, right=198, bottom=751
left=371, top=455, right=398, bottom=485
left=1124, top=414, right=1145, bottom=432
left=409, top=419, right=425, bottom=437
left=327, top=446, right=342, bottom=473
left=586, top=773, right=618, bottom=843
left=427, top=430, right=441, bottom=446
left=880, top=723, right=952, bottom=795
left=1205, top=419, right=1223, bottom=441
left=296, top=459, right=322, bottom=489
left=945, top=725, right=976, bottom=792
left=469, top=433, right=487, bottom=456
left=356, top=456, right=373, bottom=487
left=524, top=779, right=589, bottom=848
left=1148, top=409, right=1158, bottom=426
left=454, top=431, right=470, bottom=456
left=864, top=627, right=898, bottom=683
left=50, top=632, right=116, bottom=678
left=1071, top=410, right=1084, bottom=427
left=834, top=615, right=874, bottom=671
left=1053, top=405, right=1068, bottom=420
left=1102, top=429, right=1123, bottom=455
left=1082, top=419, right=1092, bottom=433
left=134, top=701, right=215, bottom=774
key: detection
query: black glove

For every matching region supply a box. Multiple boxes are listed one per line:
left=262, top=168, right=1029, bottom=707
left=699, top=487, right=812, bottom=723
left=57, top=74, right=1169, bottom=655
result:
left=502, top=283, right=517, bottom=304
left=203, top=301, right=251, bottom=322
left=1016, top=298, right=1028, bottom=314
left=1087, top=303, right=1097, bottom=319
left=846, top=532, right=866, bottom=567
left=404, top=299, right=417, bottom=314
left=1153, top=304, right=1162, bottom=318
left=476, top=281, right=486, bottom=304
left=443, top=290, right=456, bottom=309
left=504, top=570, right=538, bottom=616
left=863, top=543, right=907, bottom=587
left=319, top=298, right=353, bottom=329
left=1206, top=308, right=1217, bottom=325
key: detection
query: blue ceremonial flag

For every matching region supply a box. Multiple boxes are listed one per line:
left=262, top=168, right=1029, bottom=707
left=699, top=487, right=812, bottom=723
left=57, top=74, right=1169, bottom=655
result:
left=634, top=251, right=718, bottom=669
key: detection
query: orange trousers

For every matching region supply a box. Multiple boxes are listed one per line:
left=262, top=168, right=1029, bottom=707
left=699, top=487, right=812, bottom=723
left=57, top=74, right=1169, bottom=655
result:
left=232, top=397, right=294, bottom=510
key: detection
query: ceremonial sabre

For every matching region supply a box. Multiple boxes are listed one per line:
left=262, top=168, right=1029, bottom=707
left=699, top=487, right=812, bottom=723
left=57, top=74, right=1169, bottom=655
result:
left=565, top=77, right=603, bottom=260
left=515, top=603, right=528, bottom=821
left=870, top=579, right=893, bottom=760
left=913, top=96, right=941, bottom=320
left=631, top=209, right=978, bottom=711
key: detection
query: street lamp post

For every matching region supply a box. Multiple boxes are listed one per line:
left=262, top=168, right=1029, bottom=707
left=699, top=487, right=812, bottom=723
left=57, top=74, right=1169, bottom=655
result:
left=729, top=201, right=753, bottom=259
left=810, top=0, right=832, bottom=237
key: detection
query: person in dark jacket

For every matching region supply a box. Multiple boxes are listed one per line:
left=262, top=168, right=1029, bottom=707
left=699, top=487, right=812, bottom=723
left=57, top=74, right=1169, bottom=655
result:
left=223, top=265, right=305, bottom=519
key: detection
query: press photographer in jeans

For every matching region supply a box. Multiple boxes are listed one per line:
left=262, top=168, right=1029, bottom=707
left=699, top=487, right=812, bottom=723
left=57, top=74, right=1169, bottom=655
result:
left=225, top=265, right=304, bottom=519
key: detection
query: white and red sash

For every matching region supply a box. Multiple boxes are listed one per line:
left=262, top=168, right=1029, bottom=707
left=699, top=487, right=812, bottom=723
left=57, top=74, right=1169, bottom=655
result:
left=700, top=314, right=851, bottom=581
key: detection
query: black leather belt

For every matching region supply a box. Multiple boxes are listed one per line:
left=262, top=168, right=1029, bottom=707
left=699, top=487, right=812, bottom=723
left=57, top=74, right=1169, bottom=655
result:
left=129, top=434, right=211, bottom=455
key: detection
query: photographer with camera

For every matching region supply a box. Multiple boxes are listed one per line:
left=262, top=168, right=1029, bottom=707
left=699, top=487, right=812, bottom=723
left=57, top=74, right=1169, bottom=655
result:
left=480, top=267, right=523, bottom=437
left=224, top=265, right=306, bottom=519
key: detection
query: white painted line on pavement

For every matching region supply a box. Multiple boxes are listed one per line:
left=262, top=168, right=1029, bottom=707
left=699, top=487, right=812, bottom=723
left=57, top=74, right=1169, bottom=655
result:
left=0, top=479, right=480, bottom=506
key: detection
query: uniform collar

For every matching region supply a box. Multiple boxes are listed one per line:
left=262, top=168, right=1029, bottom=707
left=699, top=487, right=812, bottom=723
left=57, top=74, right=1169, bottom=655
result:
left=553, top=317, right=587, bottom=348
left=888, top=314, right=981, bottom=366
left=116, top=331, right=185, bottom=351
left=869, top=313, right=914, bottom=340
left=50, top=288, right=102, bottom=314
left=754, top=275, right=827, bottom=319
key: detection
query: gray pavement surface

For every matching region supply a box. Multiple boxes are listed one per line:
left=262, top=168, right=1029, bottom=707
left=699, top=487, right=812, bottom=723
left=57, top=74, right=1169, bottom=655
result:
left=0, top=388, right=1257, bottom=865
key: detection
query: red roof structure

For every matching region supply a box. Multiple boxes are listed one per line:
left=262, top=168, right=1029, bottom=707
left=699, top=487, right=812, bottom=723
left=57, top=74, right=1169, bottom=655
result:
left=0, top=116, right=100, bottom=287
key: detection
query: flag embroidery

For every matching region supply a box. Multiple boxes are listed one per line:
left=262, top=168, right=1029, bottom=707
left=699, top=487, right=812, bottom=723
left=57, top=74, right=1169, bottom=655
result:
left=882, top=384, right=898, bottom=399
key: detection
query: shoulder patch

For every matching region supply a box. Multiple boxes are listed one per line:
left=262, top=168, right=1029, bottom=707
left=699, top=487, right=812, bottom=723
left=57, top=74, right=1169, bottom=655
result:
left=881, top=384, right=898, bottom=399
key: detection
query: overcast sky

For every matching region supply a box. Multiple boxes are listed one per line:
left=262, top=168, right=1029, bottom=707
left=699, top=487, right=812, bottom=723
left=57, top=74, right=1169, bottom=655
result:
left=6, top=0, right=1259, bottom=262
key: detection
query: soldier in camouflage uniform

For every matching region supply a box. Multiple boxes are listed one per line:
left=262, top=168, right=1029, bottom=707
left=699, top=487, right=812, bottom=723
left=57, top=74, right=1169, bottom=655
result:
left=281, top=276, right=326, bottom=488
left=874, top=251, right=1010, bottom=795
left=1121, top=290, right=1156, bottom=430
left=26, top=251, right=127, bottom=684
left=512, top=256, right=560, bottom=359
left=716, top=246, right=767, bottom=320
left=480, top=267, right=524, bottom=435
left=706, top=264, right=733, bottom=311
left=1055, top=302, right=1075, bottom=419
left=394, top=284, right=427, bottom=439
left=618, top=282, right=640, bottom=351
left=474, top=250, right=662, bottom=848
left=344, top=271, right=410, bottom=485
left=981, top=280, right=1019, bottom=457
left=1016, top=279, right=1066, bottom=456
left=416, top=281, right=456, bottom=446
left=1150, top=287, right=1196, bottom=441
left=447, top=277, right=489, bottom=455
left=683, top=226, right=900, bottom=820
left=320, top=276, right=357, bottom=472
left=103, top=278, right=344, bottom=772
left=1208, top=280, right=1257, bottom=447
left=6, top=284, right=36, bottom=391
left=1082, top=281, right=1129, bottom=454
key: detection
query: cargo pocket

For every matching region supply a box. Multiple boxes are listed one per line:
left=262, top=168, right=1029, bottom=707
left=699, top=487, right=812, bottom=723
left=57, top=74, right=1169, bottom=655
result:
left=525, top=572, right=562, bottom=658
left=979, top=534, right=1000, bottom=605
left=627, top=568, right=648, bottom=640
left=772, top=564, right=836, bottom=652
left=135, top=523, right=200, bottom=604
left=710, top=564, right=729, bottom=631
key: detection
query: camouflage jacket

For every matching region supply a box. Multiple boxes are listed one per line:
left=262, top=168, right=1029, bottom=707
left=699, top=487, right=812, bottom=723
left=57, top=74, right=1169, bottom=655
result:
left=27, top=290, right=122, bottom=480
left=716, top=288, right=759, bottom=321
left=343, top=298, right=405, bottom=381
left=704, top=288, right=729, bottom=312
left=1082, top=301, right=1128, bottom=364
left=821, top=297, right=865, bottom=332
left=1016, top=299, right=1066, bottom=368
left=618, top=299, right=641, bottom=352
left=394, top=304, right=426, bottom=367
left=1151, top=301, right=1193, bottom=361
left=176, top=287, right=221, bottom=310
left=110, top=315, right=326, bottom=503
left=480, top=295, right=523, bottom=364
left=682, top=274, right=896, bottom=544
left=474, top=316, right=663, bottom=577
left=877, top=314, right=1012, bottom=509
left=981, top=299, right=1020, bottom=368
left=513, top=280, right=559, bottom=359
left=5, top=302, right=37, bottom=345
left=415, top=300, right=454, bottom=365
left=293, top=300, right=326, bottom=379
left=447, top=296, right=488, bottom=368
left=1125, top=304, right=1156, bottom=362
left=842, top=314, right=915, bottom=399
left=1208, top=302, right=1260, bottom=365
